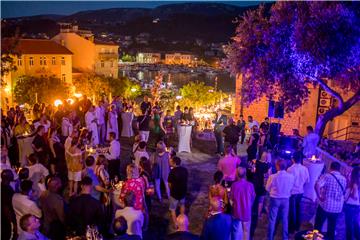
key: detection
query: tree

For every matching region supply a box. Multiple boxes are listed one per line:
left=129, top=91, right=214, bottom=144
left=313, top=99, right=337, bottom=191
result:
left=14, top=75, right=70, bottom=105
left=179, top=81, right=224, bottom=110
left=73, top=73, right=141, bottom=101
left=73, top=73, right=111, bottom=101
left=223, top=2, right=360, bottom=136
left=1, top=37, right=20, bottom=86
left=109, top=76, right=142, bottom=99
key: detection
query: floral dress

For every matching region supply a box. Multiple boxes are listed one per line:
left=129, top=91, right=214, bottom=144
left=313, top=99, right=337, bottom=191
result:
left=119, top=178, right=145, bottom=210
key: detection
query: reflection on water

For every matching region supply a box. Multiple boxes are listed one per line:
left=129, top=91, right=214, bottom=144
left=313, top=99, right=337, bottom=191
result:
left=121, top=69, right=235, bottom=93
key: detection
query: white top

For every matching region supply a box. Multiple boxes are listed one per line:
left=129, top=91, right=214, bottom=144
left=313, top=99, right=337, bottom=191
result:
left=27, top=163, right=49, bottom=182
left=266, top=170, right=295, bottom=198
left=61, top=117, right=73, bottom=137
left=105, top=140, right=120, bottom=160
left=34, top=120, right=51, bottom=133
left=85, top=111, right=97, bottom=128
left=95, top=106, right=106, bottom=125
left=134, top=150, right=149, bottom=167
left=115, top=207, right=144, bottom=238
left=248, top=120, right=259, bottom=131
left=287, top=163, right=310, bottom=195
left=12, top=193, right=42, bottom=233
left=302, top=132, right=320, bottom=157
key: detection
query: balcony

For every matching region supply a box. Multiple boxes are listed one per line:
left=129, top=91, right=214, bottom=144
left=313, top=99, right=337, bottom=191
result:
left=98, top=52, right=118, bottom=60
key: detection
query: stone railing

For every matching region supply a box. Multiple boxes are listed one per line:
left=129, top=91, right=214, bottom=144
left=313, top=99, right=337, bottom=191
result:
left=316, top=147, right=353, bottom=178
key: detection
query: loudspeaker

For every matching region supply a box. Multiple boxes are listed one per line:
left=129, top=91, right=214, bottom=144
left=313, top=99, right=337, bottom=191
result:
left=319, top=98, right=331, bottom=107
left=318, top=107, right=329, bottom=115
left=268, top=101, right=275, bottom=117
left=320, top=90, right=331, bottom=99
left=269, top=101, right=284, bottom=119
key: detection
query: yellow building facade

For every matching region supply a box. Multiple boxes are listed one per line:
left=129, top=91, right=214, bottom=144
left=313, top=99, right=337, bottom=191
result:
left=1, top=39, right=73, bottom=108
left=52, top=28, right=119, bottom=78
left=164, top=53, right=195, bottom=65
left=136, top=52, right=161, bottom=64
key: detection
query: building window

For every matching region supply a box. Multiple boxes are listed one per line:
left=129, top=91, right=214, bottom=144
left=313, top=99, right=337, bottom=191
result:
left=61, top=57, right=65, bottom=65
left=29, top=57, right=34, bottom=66
left=101, top=60, right=105, bottom=68
left=52, top=57, right=56, bottom=65
left=40, top=57, right=43, bottom=65
left=17, top=58, right=22, bottom=66
left=62, top=74, right=66, bottom=82
left=43, top=57, right=47, bottom=65
left=110, top=61, right=114, bottom=68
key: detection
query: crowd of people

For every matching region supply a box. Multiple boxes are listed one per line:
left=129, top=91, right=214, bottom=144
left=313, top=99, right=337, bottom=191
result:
left=1, top=95, right=360, bottom=240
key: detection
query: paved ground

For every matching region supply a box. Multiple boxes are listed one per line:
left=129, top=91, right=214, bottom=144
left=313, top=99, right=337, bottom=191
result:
left=119, top=137, right=345, bottom=240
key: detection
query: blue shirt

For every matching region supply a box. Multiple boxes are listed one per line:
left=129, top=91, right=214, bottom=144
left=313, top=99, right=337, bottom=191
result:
left=201, top=213, right=231, bottom=240
left=85, top=168, right=101, bottom=200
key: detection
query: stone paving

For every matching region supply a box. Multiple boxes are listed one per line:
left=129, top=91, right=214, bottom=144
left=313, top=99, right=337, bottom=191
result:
left=119, top=137, right=346, bottom=240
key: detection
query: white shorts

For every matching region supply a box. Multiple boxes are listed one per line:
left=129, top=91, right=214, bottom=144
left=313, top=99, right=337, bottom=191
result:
left=68, top=171, right=82, bottom=182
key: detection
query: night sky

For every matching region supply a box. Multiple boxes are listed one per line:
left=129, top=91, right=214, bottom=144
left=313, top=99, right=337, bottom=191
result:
left=1, top=1, right=263, bottom=18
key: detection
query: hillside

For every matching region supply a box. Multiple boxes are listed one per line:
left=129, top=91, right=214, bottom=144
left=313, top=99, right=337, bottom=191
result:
left=2, top=2, right=266, bottom=52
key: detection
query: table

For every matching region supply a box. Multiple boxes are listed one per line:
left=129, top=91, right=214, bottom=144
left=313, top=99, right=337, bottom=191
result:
left=303, top=159, right=325, bottom=202
left=178, top=125, right=192, bottom=153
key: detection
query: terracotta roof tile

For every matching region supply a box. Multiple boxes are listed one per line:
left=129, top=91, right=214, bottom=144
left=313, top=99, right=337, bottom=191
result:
left=2, top=38, right=73, bottom=55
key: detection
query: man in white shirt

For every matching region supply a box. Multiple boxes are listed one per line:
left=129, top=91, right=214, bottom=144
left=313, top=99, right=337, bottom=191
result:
left=95, top=101, right=106, bottom=145
left=247, top=116, right=259, bottom=133
left=302, top=125, right=320, bottom=158
left=105, top=132, right=121, bottom=179
left=85, top=106, right=99, bottom=146
left=287, top=151, right=309, bottom=233
left=266, top=159, right=294, bottom=240
left=115, top=192, right=144, bottom=238
left=12, top=180, right=42, bottom=234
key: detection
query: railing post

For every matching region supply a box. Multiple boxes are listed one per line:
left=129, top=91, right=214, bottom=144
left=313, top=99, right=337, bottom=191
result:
left=345, top=127, right=348, bottom=140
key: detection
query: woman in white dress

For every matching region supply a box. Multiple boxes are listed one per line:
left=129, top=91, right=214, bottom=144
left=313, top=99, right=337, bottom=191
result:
left=107, top=104, right=118, bottom=140
left=121, top=107, right=134, bottom=138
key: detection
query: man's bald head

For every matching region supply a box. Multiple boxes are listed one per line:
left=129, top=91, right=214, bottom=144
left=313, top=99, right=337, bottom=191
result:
left=47, top=177, right=62, bottom=193
left=176, top=213, right=189, bottom=232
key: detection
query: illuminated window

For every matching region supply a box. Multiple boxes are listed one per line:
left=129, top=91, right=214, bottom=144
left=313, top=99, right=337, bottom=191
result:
left=62, top=74, right=66, bottom=82
left=40, top=57, right=43, bottom=65
left=43, top=57, right=47, bottom=65
left=101, top=60, right=105, bottom=68
left=29, top=57, right=34, bottom=66
left=52, top=57, right=56, bottom=65
left=61, top=57, right=65, bottom=65
left=17, top=58, right=22, bottom=66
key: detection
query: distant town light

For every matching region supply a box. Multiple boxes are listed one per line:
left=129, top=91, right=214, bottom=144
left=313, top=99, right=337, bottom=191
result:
left=54, top=99, right=63, bottom=107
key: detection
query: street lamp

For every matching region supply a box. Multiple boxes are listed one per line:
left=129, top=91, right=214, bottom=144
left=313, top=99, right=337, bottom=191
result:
left=54, top=99, right=63, bottom=107
left=74, top=93, right=82, bottom=98
left=131, top=88, right=137, bottom=92
left=176, top=95, right=183, bottom=100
